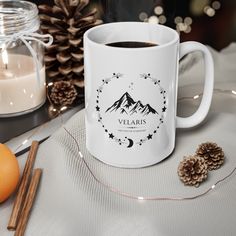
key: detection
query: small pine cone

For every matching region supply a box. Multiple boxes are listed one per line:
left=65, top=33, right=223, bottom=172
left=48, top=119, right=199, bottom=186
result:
left=196, top=142, right=225, bottom=171
left=49, top=81, right=77, bottom=106
left=178, top=155, right=208, bottom=187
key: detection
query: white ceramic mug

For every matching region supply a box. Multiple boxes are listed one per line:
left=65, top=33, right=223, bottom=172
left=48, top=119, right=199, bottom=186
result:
left=84, top=22, right=214, bottom=168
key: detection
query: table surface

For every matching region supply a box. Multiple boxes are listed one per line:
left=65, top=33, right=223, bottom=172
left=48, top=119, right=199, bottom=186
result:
left=1, top=43, right=236, bottom=236
left=0, top=103, right=51, bottom=143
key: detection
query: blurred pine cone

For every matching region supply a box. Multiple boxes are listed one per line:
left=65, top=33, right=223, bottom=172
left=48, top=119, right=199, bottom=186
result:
left=196, top=142, right=225, bottom=170
left=39, top=0, right=102, bottom=88
left=178, top=155, right=208, bottom=187
left=49, top=80, right=77, bottom=106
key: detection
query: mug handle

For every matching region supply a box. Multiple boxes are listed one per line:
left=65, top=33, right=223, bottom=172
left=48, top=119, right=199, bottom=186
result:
left=176, top=41, right=214, bottom=128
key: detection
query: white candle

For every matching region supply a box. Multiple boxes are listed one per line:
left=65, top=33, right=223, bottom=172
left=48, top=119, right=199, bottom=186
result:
left=0, top=54, right=46, bottom=116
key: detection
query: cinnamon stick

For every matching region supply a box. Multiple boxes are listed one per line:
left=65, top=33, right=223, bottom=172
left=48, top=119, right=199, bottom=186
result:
left=8, top=141, right=39, bottom=231
left=15, top=169, right=42, bottom=236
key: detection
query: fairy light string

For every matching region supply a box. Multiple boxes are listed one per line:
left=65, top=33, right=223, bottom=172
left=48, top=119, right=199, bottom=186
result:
left=14, top=86, right=236, bottom=201
left=63, top=123, right=236, bottom=201
left=59, top=87, right=236, bottom=201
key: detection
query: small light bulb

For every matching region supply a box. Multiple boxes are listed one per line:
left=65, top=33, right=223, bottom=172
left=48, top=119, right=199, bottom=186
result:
left=204, top=6, right=210, bottom=13
left=177, top=22, right=188, bottom=32
left=174, top=16, right=183, bottom=24
left=138, top=196, right=144, bottom=200
left=212, top=1, right=221, bottom=10
left=205, top=7, right=215, bottom=17
left=139, top=12, right=148, bottom=21
left=148, top=15, right=159, bottom=24
left=184, top=17, right=193, bottom=25
left=2, top=48, right=8, bottom=68
left=60, top=106, right=67, bottom=111
left=22, top=139, right=28, bottom=145
left=184, top=25, right=192, bottom=34
left=154, top=6, right=163, bottom=15
left=79, top=151, right=83, bottom=158
left=159, top=15, right=167, bottom=24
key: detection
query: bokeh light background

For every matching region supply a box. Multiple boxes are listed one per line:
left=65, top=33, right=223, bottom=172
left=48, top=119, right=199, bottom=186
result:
left=98, top=0, right=236, bottom=50
left=32, top=0, right=236, bottom=50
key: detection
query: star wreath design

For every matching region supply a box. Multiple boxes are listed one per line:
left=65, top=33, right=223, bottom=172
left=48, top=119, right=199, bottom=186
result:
left=138, top=73, right=167, bottom=145
left=96, top=73, right=167, bottom=147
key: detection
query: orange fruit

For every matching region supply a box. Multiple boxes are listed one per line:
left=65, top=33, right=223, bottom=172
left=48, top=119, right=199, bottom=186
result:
left=0, top=143, right=20, bottom=203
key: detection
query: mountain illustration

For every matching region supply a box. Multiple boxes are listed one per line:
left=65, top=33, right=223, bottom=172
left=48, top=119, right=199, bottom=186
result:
left=106, top=92, right=158, bottom=116
left=105, top=92, right=135, bottom=113
left=130, top=101, right=144, bottom=114
left=141, top=104, right=157, bottom=116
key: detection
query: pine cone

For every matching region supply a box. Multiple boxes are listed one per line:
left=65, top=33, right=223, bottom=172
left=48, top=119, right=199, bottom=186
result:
left=196, top=142, right=225, bottom=170
left=39, top=0, right=102, bottom=87
left=178, top=155, right=208, bottom=187
left=49, top=80, right=77, bottom=106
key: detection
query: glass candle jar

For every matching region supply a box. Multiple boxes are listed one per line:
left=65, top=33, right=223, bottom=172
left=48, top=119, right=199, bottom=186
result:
left=0, top=0, right=52, bottom=117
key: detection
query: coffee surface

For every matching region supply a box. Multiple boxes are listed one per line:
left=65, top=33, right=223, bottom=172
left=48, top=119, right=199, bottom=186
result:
left=106, top=41, right=157, bottom=48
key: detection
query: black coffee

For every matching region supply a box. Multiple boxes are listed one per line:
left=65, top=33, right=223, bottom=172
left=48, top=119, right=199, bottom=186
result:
left=106, top=41, right=157, bottom=48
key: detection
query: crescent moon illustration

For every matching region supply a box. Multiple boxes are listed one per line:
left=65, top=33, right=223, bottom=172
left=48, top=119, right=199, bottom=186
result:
left=127, top=138, right=134, bottom=148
